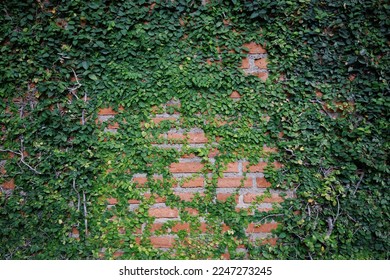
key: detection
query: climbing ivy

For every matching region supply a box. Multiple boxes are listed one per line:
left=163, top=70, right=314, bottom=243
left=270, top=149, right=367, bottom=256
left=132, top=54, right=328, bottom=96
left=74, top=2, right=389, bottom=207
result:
left=0, top=0, right=388, bottom=259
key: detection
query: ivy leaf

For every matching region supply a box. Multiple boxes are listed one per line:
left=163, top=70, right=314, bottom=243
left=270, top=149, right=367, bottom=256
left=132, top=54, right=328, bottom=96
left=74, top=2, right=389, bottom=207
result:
left=88, top=74, right=98, bottom=81
left=82, top=61, right=89, bottom=70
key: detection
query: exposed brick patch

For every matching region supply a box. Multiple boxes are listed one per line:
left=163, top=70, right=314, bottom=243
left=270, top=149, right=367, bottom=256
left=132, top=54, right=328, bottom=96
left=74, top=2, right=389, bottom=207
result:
left=98, top=107, right=123, bottom=115
left=216, top=193, right=239, bottom=203
left=243, top=42, right=267, bottom=54
left=217, top=177, right=252, bottom=188
left=150, top=236, right=175, bottom=248
left=148, top=207, right=179, bottom=218
left=132, top=177, right=148, bottom=186
left=175, top=192, right=204, bottom=202
left=254, top=58, right=268, bottom=69
left=256, top=177, right=272, bottom=188
left=246, top=223, right=278, bottom=233
left=224, top=162, right=239, bottom=173
left=241, top=43, right=268, bottom=82
left=243, top=162, right=267, bottom=172
left=240, top=58, right=250, bottom=69
left=107, top=197, right=118, bottom=205
left=230, top=91, right=241, bottom=99
left=2, top=179, right=15, bottom=189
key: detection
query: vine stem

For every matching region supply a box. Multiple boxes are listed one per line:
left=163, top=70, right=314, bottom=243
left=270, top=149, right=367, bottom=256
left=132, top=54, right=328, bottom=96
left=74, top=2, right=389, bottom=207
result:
left=256, top=213, right=284, bottom=224
left=83, top=190, right=88, bottom=236
left=71, top=178, right=81, bottom=212
left=0, top=147, right=41, bottom=174
left=353, top=172, right=364, bottom=195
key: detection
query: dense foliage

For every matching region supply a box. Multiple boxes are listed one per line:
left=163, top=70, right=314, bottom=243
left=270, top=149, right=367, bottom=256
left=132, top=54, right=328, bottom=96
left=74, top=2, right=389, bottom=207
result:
left=0, top=0, right=388, bottom=259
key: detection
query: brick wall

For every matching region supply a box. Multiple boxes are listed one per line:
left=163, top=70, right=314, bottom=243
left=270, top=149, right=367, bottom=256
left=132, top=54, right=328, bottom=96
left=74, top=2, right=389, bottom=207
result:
left=97, top=43, right=289, bottom=256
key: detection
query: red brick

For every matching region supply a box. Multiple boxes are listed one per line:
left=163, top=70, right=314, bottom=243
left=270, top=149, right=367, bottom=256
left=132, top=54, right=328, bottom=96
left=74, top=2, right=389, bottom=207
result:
left=260, top=238, right=277, bottom=246
left=170, top=162, right=204, bottom=173
left=256, top=177, right=271, bottom=188
left=243, top=194, right=283, bottom=203
left=150, top=236, right=175, bottom=248
left=148, top=207, right=179, bottom=218
left=175, top=193, right=204, bottom=201
left=113, top=251, right=124, bottom=258
left=150, top=223, right=163, bottom=232
left=222, top=224, right=230, bottom=232
left=224, top=162, right=239, bottom=173
left=255, top=72, right=268, bottom=82
left=98, top=107, right=117, bottom=115
left=181, top=177, right=204, bottom=188
left=132, top=177, right=147, bottom=186
left=263, top=146, right=278, bottom=153
left=254, top=58, right=268, bottom=69
left=71, top=227, right=79, bottom=238
left=3, top=179, right=15, bottom=189
left=243, top=42, right=266, bottom=54
left=188, top=132, right=208, bottom=143
left=107, top=197, right=118, bottom=205
left=246, top=223, right=278, bottom=233
left=184, top=207, right=198, bottom=215
left=172, top=223, right=190, bottom=232
left=241, top=58, right=250, bottom=69
left=208, top=148, right=219, bottom=157
left=243, top=162, right=267, bottom=172
left=217, top=177, right=252, bottom=188
left=132, top=176, right=167, bottom=187
left=199, top=222, right=207, bottom=232
left=176, top=193, right=194, bottom=202
left=216, top=193, right=239, bottom=203
left=229, top=91, right=241, bottom=99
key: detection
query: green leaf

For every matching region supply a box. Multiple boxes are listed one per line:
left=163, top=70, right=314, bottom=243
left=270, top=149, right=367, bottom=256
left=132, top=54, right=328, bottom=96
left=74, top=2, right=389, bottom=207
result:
left=88, top=74, right=98, bottom=81
left=82, top=61, right=89, bottom=70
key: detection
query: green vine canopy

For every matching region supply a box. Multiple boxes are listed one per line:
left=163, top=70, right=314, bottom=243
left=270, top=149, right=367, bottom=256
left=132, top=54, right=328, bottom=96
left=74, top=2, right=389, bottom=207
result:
left=0, top=0, right=389, bottom=259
